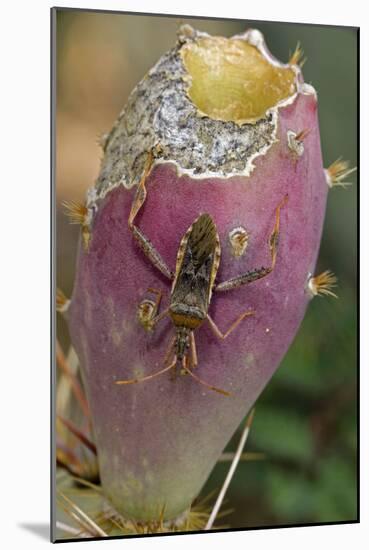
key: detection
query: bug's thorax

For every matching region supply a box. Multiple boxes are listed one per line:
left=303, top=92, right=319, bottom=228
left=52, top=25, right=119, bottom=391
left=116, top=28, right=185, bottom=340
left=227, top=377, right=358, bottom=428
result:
left=174, top=326, right=191, bottom=360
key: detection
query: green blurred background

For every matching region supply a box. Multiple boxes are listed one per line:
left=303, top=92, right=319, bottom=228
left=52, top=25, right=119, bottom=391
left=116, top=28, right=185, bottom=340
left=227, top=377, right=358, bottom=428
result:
left=56, top=9, right=357, bottom=530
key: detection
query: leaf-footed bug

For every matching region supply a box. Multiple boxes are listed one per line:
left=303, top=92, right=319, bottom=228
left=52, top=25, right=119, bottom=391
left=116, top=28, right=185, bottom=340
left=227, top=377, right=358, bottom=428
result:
left=116, top=153, right=288, bottom=396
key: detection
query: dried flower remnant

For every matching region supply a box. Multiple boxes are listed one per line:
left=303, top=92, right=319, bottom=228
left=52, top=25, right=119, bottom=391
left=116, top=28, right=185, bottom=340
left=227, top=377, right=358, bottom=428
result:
left=287, top=128, right=311, bottom=158
left=136, top=289, right=162, bottom=332
left=229, top=226, right=249, bottom=258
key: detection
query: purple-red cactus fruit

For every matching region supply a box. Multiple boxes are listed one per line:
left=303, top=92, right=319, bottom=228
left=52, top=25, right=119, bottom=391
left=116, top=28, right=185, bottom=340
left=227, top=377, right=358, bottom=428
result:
left=68, top=27, right=330, bottom=522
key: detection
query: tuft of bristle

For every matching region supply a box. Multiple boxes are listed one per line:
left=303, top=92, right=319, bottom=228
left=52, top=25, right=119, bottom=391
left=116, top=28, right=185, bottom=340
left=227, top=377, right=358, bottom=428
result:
left=63, top=200, right=88, bottom=225
left=62, top=200, right=92, bottom=250
left=56, top=287, right=70, bottom=313
left=97, top=132, right=109, bottom=150
left=307, top=270, right=338, bottom=298
left=325, top=158, right=357, bottom=188
left=287, top=128, right=310, bottom=158
left=289, top=42, right=306, bottom=67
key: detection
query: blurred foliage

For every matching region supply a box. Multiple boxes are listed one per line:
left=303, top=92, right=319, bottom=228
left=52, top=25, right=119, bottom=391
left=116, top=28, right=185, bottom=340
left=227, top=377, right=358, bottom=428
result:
left=55, top=9, right=357, bottom=531
left=203, top=287, right=357, bottom=527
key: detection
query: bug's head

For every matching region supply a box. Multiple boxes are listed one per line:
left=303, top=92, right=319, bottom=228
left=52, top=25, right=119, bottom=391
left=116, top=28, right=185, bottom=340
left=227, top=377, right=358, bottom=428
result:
left=175, top=326, right=191, bottom=360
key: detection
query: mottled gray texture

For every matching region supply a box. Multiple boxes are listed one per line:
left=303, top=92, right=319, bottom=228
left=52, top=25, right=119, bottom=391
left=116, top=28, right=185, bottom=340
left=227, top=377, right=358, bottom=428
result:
left=90, top=28, right=283, bottom=209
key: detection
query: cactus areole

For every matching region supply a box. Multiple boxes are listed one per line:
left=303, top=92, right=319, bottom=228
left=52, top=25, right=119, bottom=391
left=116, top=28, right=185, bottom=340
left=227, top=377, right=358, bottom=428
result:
left=68, top=27, right=328, bottom=522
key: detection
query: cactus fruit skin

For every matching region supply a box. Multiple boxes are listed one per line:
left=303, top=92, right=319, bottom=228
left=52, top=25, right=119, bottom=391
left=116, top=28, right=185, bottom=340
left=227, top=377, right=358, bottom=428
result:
left=68, top=28, right=328, bottom=521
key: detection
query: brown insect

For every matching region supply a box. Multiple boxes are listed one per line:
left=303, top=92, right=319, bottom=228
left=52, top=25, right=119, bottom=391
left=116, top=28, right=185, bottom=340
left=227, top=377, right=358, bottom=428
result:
left=116, top=154, right=288, bottom=396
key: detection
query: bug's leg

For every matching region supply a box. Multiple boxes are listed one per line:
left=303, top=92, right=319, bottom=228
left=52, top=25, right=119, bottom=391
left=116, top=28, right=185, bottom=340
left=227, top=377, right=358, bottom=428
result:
left=157, top=336, right=177, bottom=381
left=181, top=346, right=231, bottom=397
left=190, top=331, right=198, bottom=369
left=163, top=336, right=177, bottom=380
left=206, top=310, right=255, bottom=340
left=137, top=303, right=169, bottom=332
left=128, top=152, right=174, bottom=281
left=128, top=152, right=153, bottom=227
left=147, top=288, right=163, bottom=310
left=163, top=336, right=176, bottom=365
left=115, top=357, right=177, bottom=386
left=215, top=194, right=288, bottom=292
left=150, top=308, right=171, bottom=329
left=116, top=335, right=175, bottom=386
left=131, top=226, right=174, bottom=280
left=170, top=359, right=178, bottom=380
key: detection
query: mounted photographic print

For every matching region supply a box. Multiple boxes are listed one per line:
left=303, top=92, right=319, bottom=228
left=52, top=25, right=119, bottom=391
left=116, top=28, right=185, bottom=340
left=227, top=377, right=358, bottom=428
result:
left=51, top=7, right=358, bottom=542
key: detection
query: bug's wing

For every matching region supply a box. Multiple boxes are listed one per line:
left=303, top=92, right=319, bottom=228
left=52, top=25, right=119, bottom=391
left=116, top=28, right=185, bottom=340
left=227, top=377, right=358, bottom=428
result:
left=188, top=214, right=217, bottom=268
left=172, top=214, right=221, bottom=311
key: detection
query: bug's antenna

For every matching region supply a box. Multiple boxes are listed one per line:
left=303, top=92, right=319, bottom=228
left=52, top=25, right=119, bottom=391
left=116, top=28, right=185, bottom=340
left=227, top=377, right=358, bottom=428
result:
left=181, top=357, right=231, bottom=397
left=115, top=359, right=176, bottom=386
left=116, top=336, right=176, bottom=386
